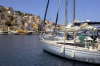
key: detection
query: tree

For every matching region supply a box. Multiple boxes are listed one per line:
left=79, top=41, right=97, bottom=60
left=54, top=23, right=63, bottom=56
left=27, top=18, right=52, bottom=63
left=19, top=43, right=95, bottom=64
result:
left=0, top=5, right=5, bottom=13
left=0, top=6, right=4, bottom=9
left=8, top=15, right=13, bottom=21
left=5, top=21, right=11, bottom=26
left=15, top=11, right=22, bottom=15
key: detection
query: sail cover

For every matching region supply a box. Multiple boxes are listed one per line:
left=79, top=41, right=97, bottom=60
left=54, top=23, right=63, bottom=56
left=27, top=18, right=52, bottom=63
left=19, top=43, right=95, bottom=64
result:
left=65, top=23, right=96, bottom=32
left=74, top=22, right=100, bottom=26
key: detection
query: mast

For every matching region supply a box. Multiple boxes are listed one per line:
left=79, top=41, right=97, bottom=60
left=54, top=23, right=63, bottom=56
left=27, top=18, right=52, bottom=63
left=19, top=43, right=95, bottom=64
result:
left=65, top=0, right=67, bottom=26
left=41, top=0, right=49, bottom=33
left=54, top=0, right=61, bottom=31
left=64, top=0, right=68, bottom=40
left=73, top=0, right=75, bottom=25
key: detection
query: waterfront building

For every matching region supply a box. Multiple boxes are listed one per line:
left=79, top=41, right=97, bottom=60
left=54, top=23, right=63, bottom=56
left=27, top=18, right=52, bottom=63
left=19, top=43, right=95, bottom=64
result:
left=32, top=23, right=38, bottom=32
left=0, top=24, right=8, bottom=31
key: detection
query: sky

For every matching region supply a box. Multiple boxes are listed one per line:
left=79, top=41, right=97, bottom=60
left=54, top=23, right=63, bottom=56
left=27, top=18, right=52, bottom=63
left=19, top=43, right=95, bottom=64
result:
left=0, top=0, right=100, bottom=25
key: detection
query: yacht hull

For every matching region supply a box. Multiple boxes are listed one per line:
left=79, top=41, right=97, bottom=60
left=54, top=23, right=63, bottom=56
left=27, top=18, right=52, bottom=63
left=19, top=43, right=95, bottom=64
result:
left=40, top=40, right=100, bottom=64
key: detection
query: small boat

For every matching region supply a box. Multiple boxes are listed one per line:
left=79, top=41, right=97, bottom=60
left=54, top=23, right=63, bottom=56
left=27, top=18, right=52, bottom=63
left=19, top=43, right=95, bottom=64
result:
left=16, top=30, right=33, bottom=35
left=0, top=30, right=2, bottom=35
left=1, top=31, right=8, bottom=35
left=8, top=31, right=19, bottom=35
left=23, top=31, right=33, bottom=35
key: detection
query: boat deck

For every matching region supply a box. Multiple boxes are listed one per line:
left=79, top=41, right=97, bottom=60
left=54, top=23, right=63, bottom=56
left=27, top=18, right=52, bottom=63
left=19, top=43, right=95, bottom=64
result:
left=57, top=42, right=85, bottom=48
left=44, top=40, right=98, bottom=52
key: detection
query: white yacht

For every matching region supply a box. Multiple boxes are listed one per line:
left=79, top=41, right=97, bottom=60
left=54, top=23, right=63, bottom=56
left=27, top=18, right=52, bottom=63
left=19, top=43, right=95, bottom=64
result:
left=39, top=0, right=100, bottom=64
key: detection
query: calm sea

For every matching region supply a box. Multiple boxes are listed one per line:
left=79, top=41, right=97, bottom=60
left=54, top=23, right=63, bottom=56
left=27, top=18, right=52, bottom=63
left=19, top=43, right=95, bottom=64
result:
left=0, top=35, right=98, bottom=66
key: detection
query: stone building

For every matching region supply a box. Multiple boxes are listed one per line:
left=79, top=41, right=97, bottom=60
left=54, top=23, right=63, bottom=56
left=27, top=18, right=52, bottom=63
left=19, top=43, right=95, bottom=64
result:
left=17, top=16, right=22, bottom=29
left=23, top=16, right=29, bottom=23
left=29, top=16, right=34, bottom=22
left=32, top=23, right=42, bottom=32
left=27, top=22, right=33, bottom=31
left=0, top=24, right=8, bottom=31
left=0, top=13, right=7, bottom=20
left=6, top=7, right=14, bottom=15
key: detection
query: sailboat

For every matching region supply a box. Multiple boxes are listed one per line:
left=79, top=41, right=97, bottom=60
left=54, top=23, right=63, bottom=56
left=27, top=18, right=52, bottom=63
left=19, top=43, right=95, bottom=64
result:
left=39, top=0, right=100, bottom=64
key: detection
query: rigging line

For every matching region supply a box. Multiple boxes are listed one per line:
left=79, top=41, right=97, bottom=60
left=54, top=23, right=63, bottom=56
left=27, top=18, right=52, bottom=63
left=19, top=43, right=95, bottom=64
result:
left=67, top=0, right=69, bottom=23
left=54, top=0, right=61, bottom=31
left=58, top=0, right=61, bottom=13
left=67, top=0, right=71, bottom=23
left=94, top=0, right=100, bottom=21
left=67, top=0, right=73, bottom=24
left=65, top=0, right=67, bottom=25
left=67, top=0, right=73, bottom=23
left=47, top=5, right=49, bottom=24
left=84, top=0, right=85, bottom=21
left=48, top=6, right=49, bottom=22
left=59, top=1, right=63, bottom=25
left=47, top=0, right=50, bottom=22
left=59, top=0, right=64, bottom=25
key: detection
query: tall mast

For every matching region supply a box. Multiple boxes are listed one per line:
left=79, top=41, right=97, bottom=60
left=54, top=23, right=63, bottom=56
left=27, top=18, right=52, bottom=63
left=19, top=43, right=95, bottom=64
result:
left=54, top=0, right=61, bottom=31
left=41, top=0, right=49, bottom=33
left=65, top=0, right=67, bottom=26
left=73, top=0, right=75, bottom=25
left=64, top=0, right=67, bottom=40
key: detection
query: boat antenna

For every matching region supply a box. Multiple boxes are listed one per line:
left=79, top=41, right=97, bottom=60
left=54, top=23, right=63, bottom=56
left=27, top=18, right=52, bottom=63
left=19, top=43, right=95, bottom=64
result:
left=54, top=0, right=61, bottom=31
left=41, top=0, right=49, bottom=34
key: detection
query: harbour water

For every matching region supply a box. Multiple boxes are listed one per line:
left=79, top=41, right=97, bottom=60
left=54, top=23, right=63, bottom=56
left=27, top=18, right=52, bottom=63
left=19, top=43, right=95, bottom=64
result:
left=0, top=35, right=98, bottom=66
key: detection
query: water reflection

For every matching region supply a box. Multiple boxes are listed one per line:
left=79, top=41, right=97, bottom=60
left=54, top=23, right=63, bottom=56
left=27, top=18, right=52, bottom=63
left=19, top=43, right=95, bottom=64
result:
left=0, top=35, right=98, bottom=66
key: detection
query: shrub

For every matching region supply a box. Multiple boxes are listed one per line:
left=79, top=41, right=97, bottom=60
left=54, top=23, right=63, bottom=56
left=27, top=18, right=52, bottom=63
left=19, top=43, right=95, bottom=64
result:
left=8, top=15, right=13, bottom=21
left=15, top=11, right=22, bottom=15
left=5, top=21, right=11, bottom=26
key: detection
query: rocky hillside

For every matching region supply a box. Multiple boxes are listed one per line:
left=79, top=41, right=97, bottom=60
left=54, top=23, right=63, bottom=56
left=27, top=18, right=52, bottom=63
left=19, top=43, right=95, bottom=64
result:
left=0, top=6, right=62, bottom=32
left=0, top=6, right=42, bottom=29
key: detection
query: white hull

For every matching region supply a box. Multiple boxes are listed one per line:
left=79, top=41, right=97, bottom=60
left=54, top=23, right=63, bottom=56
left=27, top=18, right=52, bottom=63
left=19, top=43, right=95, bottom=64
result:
left=40, top=40, right=100, bottom=64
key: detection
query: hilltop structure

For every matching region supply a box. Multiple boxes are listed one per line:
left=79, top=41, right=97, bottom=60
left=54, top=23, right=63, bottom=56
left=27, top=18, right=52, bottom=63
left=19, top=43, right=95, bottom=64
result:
left=0, top=6, right=62, bottom=33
